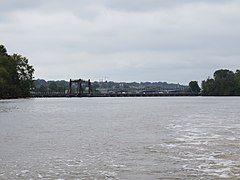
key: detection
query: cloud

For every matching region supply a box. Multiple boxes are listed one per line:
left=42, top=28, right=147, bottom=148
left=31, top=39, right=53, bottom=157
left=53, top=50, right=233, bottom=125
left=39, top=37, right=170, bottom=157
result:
left=102, top=0, right=230, bottom=12
left=1, top=0, right=240, bottom=84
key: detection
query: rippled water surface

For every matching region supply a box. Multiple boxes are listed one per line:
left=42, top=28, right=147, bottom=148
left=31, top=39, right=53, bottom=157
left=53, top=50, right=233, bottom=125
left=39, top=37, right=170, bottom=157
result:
left=0, top=97, right=240, bottom=179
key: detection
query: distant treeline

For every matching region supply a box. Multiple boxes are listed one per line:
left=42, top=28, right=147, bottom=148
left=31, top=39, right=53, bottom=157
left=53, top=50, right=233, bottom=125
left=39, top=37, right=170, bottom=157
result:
left=0, top=45, right=34, bottom=99
left=33, top=69, right=240, bottom=96
left=201, top=69, right=240, bottom=96
left=34, top=79, right=69, bottom=93
left=33, top=79, right=187, bottom=94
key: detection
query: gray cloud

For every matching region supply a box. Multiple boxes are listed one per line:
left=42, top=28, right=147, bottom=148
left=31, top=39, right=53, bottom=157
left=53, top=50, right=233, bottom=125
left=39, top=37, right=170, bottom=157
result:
left=1, top=0, right=240, bottom=84
left=102, top=0, right=230, bottom=12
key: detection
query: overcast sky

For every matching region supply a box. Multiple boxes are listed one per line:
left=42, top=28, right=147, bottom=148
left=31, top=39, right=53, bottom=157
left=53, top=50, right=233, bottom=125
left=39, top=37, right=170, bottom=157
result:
left=1, top=0, right=240, bottom=84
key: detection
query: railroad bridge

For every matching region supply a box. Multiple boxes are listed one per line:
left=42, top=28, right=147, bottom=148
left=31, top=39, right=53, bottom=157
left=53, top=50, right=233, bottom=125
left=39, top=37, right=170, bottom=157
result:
left=69, top=79, right=92, bottom=96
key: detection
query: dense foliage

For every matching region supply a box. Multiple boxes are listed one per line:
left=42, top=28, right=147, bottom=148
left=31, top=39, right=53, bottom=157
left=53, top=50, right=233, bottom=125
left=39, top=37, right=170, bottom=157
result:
left=189, top=81, right=201, bottom=94
left=0, top=45, right=34, bottom=98
left=34, top=79, right=69, bottom=93
left=202, top=69, right=240, bottom=96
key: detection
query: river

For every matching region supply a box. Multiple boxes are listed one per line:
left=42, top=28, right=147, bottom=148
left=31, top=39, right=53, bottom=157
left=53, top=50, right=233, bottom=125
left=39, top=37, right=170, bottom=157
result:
left=0, top=97, right=240, bottom=179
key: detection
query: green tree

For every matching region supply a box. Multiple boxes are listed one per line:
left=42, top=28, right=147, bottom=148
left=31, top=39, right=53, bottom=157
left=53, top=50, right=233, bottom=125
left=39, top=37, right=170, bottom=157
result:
left=38, top=85, right=47, bottom=92
left=189, top=81, right=201, bottom=94
left=48, top=82, right=58, bottom=92
left=11, top=54, right=35, bottom=97
left=0, top=47, right=19, bottom=98
left=214, top=69, right=235, bottom=95
left=202, top=78, right=216, bottom=96
left=235, top=69, right=240, bottom=95
left=0, top=45, right=34, bottom=98
left=202, top=69, right=240, bottom=96
left=0, top=45, right=7, bottom=56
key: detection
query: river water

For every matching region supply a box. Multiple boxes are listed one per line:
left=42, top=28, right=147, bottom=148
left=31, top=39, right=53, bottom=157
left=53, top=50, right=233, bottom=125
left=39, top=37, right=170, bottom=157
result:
left=0, top=97, right=240, bottom=179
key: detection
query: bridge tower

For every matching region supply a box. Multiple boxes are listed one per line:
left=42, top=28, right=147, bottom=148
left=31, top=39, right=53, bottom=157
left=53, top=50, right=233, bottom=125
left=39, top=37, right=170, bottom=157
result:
left=69, top=79, right=92, bottom=96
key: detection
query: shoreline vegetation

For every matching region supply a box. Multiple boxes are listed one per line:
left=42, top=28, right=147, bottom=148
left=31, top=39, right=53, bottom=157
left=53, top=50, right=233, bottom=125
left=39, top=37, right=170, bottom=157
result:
left=1, top=44, right=240, bottom=99
left=201, top=69, right=240, bottom=96
left=0, top=45, right=34, bottom=99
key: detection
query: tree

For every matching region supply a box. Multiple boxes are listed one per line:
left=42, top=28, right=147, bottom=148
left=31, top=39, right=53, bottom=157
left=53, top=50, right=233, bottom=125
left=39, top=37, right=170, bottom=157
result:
left=0, top=47, right=19, bottom=98
left=0, top=45, right=7, bottom=56
left=0, top=65, right=9, bottom=97
left=235, top=69, right=240, bottom=95
left=189, top=81, right=201, bottom=94
left=213, top=69, right=235, bottom=95
left=201, top=69, right=240, bottom=96
left=214, top=69, right=234, bottom=80
left=11, top=54, right=35, bottom=97
left=48, top=82, right=58, bottom=92
left=38, top=85, right=47, bottom=92
left=0, top=45, right=34, bottom=98
left=202, top=78, right=216, bottom=96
